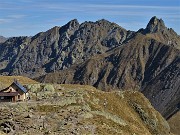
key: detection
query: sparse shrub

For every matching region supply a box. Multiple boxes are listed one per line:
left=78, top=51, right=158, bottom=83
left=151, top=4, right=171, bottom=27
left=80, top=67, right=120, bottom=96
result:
left=43, top=84, right=55, bottom=92
left=27, top=84, right=41, bottom=93
left=131, top=102, right=158, bottom=133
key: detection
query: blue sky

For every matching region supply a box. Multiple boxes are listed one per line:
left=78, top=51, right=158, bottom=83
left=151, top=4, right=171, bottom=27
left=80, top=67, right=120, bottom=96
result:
left=0, top=0, right=180, bottom=37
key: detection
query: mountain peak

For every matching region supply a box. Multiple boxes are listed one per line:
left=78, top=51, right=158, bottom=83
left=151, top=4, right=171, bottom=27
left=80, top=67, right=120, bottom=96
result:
left=97, top=19, right=110, bottom=23
left=145, top=16, right=166, bottom=33
left=66, top=19, right=79, bottom=28
left=59, top=19, right=80, bottom=35
left=95, top=19, right=114, bottom=26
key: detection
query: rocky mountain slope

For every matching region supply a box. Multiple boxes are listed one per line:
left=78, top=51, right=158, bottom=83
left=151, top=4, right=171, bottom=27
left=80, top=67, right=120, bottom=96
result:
left=3, top=16, right=179, bottom=78
left=38, top=36, right=180, bottom=119
left=37, top=17, right=180, bottom=119
left=0, top=19, right=131, bottom=77
left=0, top=84, right=171, bottom=135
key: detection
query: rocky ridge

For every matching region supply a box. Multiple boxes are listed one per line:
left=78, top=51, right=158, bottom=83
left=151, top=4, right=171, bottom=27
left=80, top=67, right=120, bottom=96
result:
left=0, top=19, right=130, bottom=77
left=0, top=16, right=179, bottom=77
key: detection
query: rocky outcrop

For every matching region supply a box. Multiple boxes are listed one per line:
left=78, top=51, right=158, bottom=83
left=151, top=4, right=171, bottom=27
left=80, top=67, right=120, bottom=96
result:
left=145, top=16, right=166, bottom=33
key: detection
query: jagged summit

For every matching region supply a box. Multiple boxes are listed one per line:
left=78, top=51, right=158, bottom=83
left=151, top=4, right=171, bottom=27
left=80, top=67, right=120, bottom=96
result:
left=64, top=19, right=80, bottom=29
left=145, top=16, right=166, bottom=33
left=0, top=16, right=179, bottom=77
left=96, top=19, right=111, bottom=24
left=136, top=16, right=180, bottom=49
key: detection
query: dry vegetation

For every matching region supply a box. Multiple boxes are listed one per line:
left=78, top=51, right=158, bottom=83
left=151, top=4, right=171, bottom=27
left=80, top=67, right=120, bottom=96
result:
left=168, top=111, right=180, bottom=135
left=0, top=84, right=171, bottom=135
left=0, top=76, right=38, bottom=89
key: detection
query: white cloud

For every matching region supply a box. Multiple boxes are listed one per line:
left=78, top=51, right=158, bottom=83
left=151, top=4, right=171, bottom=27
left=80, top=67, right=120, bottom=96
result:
left=36, top=3, right=180, bottom=11
left=0, top=14, right=26, bottom=24
left=7, top=14, right=27, bottom=19
left=85, top=4, right=180, bottom=10
left=33, top=3, right=180, bottom=19
left=0, top=19, right=12, bottom=24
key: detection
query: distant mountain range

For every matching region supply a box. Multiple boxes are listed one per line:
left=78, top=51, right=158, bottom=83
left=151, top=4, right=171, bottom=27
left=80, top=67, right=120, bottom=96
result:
left=0, top=16, right=179, bottom=119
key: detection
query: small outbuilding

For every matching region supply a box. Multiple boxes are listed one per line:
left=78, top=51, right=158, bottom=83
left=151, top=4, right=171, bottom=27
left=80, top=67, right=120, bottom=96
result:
left=0, top=80, right=28, bottom=102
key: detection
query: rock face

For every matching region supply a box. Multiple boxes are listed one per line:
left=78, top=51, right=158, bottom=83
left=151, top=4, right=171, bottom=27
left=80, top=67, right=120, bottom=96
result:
left=0, top=84, right=171, bottom=135
left=0, top=19, right=129, bottom=77
left=0, top=16, right=180, bottom=119
left=145, top=16, right=166, bottom=33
